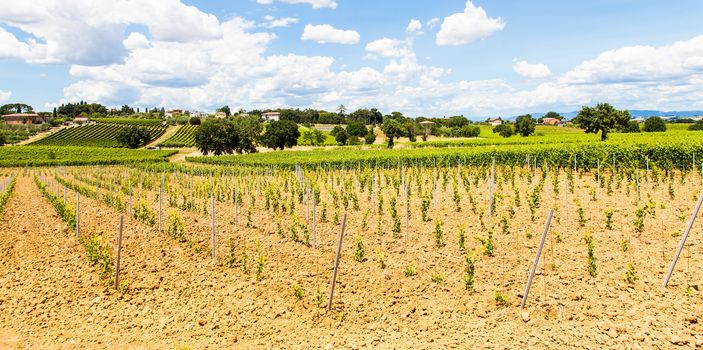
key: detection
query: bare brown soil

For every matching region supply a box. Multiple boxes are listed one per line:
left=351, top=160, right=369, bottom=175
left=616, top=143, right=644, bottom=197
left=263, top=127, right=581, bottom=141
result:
left=1, top=168, right=702, bottom=349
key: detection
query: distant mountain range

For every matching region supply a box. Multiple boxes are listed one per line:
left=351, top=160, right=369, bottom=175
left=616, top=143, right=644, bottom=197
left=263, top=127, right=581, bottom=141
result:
left=502, top=110, right=703, bottom=121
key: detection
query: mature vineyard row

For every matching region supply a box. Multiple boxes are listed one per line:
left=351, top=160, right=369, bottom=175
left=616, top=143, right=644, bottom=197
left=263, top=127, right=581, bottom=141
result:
left=0, top=146, right=177, bottom=167
left=29, top=123, right=166, bottom=147
left=158, top=124, right=198, bottom=147
left=90, top=118, right=165, bottom=126
left=187, top=136, right=703, bottom=171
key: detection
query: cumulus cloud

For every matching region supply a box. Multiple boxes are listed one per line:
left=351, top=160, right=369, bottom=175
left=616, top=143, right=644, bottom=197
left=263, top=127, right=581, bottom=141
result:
left=427, top=18, right=440, bottom=29
left=563, top=35, right=703, bottom=84
left=256, top=0, right=337, bottom=9
left=0, top=0, right=222, bottom=66
left=513, top=59, right=552, bottom=79
left=436, top=1, right=505, bottom=46
left=260, top=15, right=299, bottom=28
left=0, top=90, right=10, bottom=103
left=301, top=24, right=360, bottom=44
left=406, top=19, right=423, bottom=34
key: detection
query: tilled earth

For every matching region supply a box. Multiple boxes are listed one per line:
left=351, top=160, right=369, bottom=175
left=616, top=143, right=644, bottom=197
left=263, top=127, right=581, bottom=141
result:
left=0, top=172, right=702, bottom=349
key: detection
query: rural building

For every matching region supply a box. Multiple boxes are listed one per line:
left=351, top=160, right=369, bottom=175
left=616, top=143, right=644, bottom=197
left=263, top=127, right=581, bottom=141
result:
left=215, top=111, right=227, bottom=119
left=487, top=118, right=502, bottom=126
left=73, top=117, right=90, bottom=125
left=165, top=109, right=183, bottom=118
left=190, top=111, right=208, bottom=118
left=262, top=112, right=281, bottom=122
left=541, top=117, right=561, bottom=125
left=2, top=113, right=48, bottom=125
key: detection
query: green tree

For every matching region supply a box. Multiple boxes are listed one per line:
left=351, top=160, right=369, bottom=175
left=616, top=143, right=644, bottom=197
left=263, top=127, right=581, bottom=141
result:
left=334, top=128, right=348, bottom=145
left=514, top=114, right=536, bottom=137
left=643, top=117, right=666, bottom=132
left=301, top=129, right=326, bottom=146
left=216, top=105, right=231, bottom=117
left=381, top=119, right=404, bottom=148
left=688, top=120, right=703, bottom=131
left=115, top=126, right=152, bottom=148
left=0, top=103, right=34, bottom=115
left=622, top=121, right=641, bottom=133
left=260, top=120, right=300, bottom=150
left=189, top=117, right=201, bottom=125
left=493, top=124, right=514, bottom=138
left=346, top=121, right=367, bottom=137
left=573, top=103, right=631, bottom=141
left=0, top=132, right=5, bottom=146
left=364, top=126, right=376, bottom=144
left=195, top=117, right=261, bottom=155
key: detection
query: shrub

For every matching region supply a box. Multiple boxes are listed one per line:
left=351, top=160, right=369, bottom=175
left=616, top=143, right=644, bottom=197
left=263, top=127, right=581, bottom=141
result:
left=434, top=219, right=445, bottom=248
left=643, top=117, right=666, bottom=132
left=404, top=264, right=417, bottom=277
left=584, top=233, right=597, bottom=277
left=354, top=234, right=366, bottom=262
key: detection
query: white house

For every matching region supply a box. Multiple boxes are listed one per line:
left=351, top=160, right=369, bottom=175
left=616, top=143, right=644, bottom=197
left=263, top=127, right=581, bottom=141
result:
left=262, top=112, right=281, bottom=122
left=487, top=117, right=502, bottom=126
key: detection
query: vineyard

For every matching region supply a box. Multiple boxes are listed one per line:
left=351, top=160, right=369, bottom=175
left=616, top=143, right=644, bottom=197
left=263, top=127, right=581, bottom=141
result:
left=158, top=124, right=198, bottom=147
left=0, top=146, right=176, bottom=167
left=29, top=123, right=167, bottom=147
left=0, top=123, right=51, bottom=144
left=90, top=118, right=165, bottom=126
left=3, top=154, right=703, bottom=347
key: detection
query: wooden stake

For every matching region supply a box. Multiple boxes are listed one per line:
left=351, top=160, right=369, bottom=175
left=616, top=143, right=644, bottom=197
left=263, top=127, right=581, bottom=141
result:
left=327, top=212, right=347, bottom=311
left=211, top=193, right=216, bottom=260
left=663, top=191, right=703, bottom=288
left=521, top=209, right=554, bottom=308
left=75, top=192, right=80, bottom=239
left=114, top=215, right=123, bottom=290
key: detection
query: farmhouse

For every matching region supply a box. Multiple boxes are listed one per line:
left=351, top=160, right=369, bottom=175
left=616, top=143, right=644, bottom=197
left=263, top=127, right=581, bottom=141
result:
left=2, top=113, right=48, bottom=125
left=215, top=111, right=227, bottom=119
left=487, top=118, right=502, bottom=126
left=541, top=117, right=561, bottom=125
left=262, top=112, right=281, bottom=122
left=165, top=109, right=183, bottom=118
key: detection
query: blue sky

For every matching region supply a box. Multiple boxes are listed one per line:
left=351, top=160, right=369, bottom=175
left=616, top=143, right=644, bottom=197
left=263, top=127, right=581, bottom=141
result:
left=1, top=0, right=703, bottom=117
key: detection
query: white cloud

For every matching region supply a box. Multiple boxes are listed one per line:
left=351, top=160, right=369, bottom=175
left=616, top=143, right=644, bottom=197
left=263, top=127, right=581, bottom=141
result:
left=123, top=32, right=150, bottom=50
left=260, top=15, right=299, bottom=28
left=436, top=1, right=505, bottom=46
left=0, top=90, right=10, bottom=103
left=513, top=59, right=552, bottom=79
left=406, top=19, right=423, bottom=35
left=256, top=0, right=337, bottom=9
left=366, top=38, right=413, bottom=58
left=563, top=35, right=703, bottom=84
left=301, top=24, right=359, bottom=44
left=0, top=0, right=222, bottom=66
left=427, top=18, right=440, bottom=29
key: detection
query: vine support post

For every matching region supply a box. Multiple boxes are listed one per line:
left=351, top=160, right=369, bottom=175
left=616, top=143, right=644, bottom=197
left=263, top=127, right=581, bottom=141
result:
left=114, top=215, right=123, bottom=290
left=663, top=191, right=703, bottom=288
left=521, top=209, right=554, bottom=308
left=211, top=193, right=215, bottom=260
left=75, top=192, right=80, bottom=239
left=327, top=212, right=347, bottom=311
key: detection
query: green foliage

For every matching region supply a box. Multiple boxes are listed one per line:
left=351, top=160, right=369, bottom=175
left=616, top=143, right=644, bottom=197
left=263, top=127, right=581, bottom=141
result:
left=578, top=207, right=586, bottom=227
left=376, top=249, right=386, bottom=269
left=458, top=225, right=466, bottom=250
left=492, top=124, right=514, bottom=138
left=420, top=196, right=430, bottom=221
left=381, top=119, right=404, bottom=148
left=115, top=125, right=153, bottom=148
left=195, top=117, right=261, bottom=155
left=81, top=234, right=113, bottom=280
left=31, top=123, right=166, bottom=148
left=572, top=103, right=630, bottom=141
left=584, top=233, right=598, bottom=277
left=434, top=219, right=445, bottom=248
left=299, top=128, right=327, bottom=146
left=316, top=288, right=324, bottom=307
left=624, top=263, right=638, bottom=284
left=464, top=252, right=475, bottom=291
left=604, top=209, right=614, bottom=230
left=431, top=273, right=445, bottom=284
left=293, top=284, right=304, bottom=301
left=476, top=230, right=494, bottom=257
left=0, top=146, right=175, bottom=167
left=515, top=114, right=536, bottom=137
left=494, top=290, right=508, bottom=307
left=354, top=234, right=366, bottom=262
left=403, top=263, right=417, bottom=277
left=261, top=120, right=301, bottom=151
left=167, top=212, right=186, bottom=242
left=159, top=125, right=198, bottom=147
left=0, top=175, right=16, bottom=215
left=255, top=254, right=266, bottom=281
left=643, top=117, right=666, bottom=132
left=132, top=199, right=156, bottom=226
